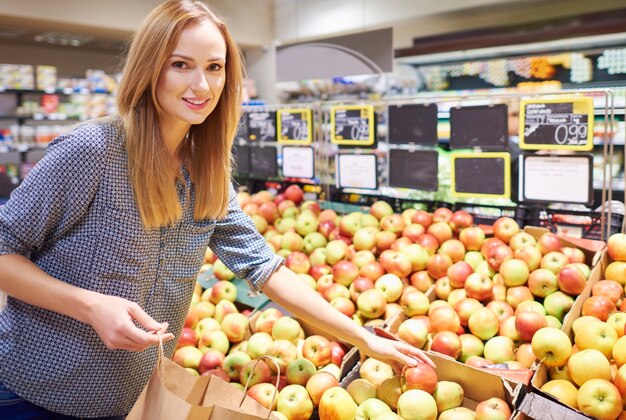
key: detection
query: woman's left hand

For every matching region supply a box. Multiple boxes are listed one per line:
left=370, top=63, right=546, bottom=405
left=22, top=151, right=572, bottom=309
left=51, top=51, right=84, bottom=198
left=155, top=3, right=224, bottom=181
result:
left=358, top=333, right=436, bottom=373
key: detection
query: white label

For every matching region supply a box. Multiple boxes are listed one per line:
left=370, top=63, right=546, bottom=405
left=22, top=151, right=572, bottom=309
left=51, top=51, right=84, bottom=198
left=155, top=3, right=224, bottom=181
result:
left=523, top=155, right=591, bottom=204
left=282, top=146, right=314, bottom=178
left=336, top=154, right=377, bottom=189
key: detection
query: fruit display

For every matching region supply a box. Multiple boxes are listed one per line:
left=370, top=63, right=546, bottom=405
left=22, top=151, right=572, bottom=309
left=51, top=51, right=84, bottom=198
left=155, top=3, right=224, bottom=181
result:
left=527, top=233, right=626, bottom=420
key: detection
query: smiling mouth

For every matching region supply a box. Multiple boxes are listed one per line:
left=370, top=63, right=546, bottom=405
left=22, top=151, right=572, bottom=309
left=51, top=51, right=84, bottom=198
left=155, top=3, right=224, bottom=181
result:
left=183, top=98, right=209, bottom=105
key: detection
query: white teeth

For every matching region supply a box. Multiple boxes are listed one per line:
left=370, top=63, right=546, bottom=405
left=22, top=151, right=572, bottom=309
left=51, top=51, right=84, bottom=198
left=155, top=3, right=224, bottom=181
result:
left=183, top=98, right=207, bottom=105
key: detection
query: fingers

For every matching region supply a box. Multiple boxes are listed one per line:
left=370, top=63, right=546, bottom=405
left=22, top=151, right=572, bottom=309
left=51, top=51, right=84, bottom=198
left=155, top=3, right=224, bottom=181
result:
left=394, top=341, right=436, bottom=368
left=128, top=303, right=164, bottom=332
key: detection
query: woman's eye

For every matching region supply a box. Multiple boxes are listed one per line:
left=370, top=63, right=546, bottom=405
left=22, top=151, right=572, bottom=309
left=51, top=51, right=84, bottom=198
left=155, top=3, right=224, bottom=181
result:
left=172, top=61, right=188, bottom=69
left=208, top=63, right=223, bottom=71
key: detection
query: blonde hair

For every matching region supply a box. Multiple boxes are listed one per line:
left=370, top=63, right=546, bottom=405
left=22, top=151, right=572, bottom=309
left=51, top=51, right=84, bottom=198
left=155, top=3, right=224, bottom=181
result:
left=117, top=0, right=243, bottom=227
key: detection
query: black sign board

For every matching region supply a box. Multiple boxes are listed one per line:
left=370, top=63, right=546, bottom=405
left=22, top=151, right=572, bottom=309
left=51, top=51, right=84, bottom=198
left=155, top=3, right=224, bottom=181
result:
left=388, top=149, right=438, bottom=191
left=250, top=146, right=278, bottom=178
left=232, top=144, right=250, bottom=174
left=450, top=104, right=508, bottom=150
left=452, top=153, right=510, bottom=198
left=235, top=112, right=248, bottom=142
left=388, top=104, right=438, bottom=145
left=247, top=110, right=277, bottom=142
left=330, top=105, right=375, bottom=146
left=278, top=108, right=312, bottom=144
left=519, top=98, right=593, bottom=151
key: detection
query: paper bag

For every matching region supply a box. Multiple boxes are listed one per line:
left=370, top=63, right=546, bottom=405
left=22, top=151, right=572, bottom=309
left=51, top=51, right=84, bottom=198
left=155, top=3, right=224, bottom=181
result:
left=127, top=339, right=280, bottom=420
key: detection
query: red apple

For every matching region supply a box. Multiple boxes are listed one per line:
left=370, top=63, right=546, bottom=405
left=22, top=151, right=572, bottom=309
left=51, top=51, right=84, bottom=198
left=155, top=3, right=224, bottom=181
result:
left=427, top=222, right=453, bottom=245
left=592, top=280, right=623, bottom=304
left=454, top=297, right=483, bottom=326
left=431, top=331, right=462, bottom=359
left=475, top=397, right=511, bottom=420
left=608, top=233, right=626, bottom=262
left=370, top=201, right=394, bottom=221
left=411, top=210, right=433, bottom=229
left=486, top=245, right=513, bottom=271
left=433, top=207, right=453, bottom=223
left=402, top=223, right=426, bottom=242
left=464, top=272, right=494, bottom=302
left=427, top=253, right=453, bottom=280
left=537, top=232, right=562, bottom=255
left=459, top=226, right=486, bottom=251
left=557, top=264, right=587, bottom=295
left=582, top=296, right=616, bottom=322
left=403, top=363, right=438, bottom=394
left=515, top=311, right=547, bottom=341
left=450, top=210, right=473, bottom=233
left=493, top=217, right=520, bottom=244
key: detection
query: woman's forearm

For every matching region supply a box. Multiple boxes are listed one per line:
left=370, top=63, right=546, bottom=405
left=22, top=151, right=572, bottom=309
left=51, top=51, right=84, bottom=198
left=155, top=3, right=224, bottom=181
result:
left=262, top=265, right=369, bottom=347
left=0, top=254, right=94, bottom=323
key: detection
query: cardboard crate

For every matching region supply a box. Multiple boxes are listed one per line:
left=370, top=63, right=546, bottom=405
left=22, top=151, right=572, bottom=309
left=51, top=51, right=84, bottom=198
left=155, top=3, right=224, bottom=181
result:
left=340, top=350, right=522, bottom=418
left=526, top=248, right=608, bottom=419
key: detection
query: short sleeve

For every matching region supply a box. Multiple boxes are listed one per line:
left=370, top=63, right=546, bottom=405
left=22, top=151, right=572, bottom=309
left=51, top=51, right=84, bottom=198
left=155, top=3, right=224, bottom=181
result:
left=0, top=122, right=107, bottom=256
left=209, top=184, right=284, bottom=292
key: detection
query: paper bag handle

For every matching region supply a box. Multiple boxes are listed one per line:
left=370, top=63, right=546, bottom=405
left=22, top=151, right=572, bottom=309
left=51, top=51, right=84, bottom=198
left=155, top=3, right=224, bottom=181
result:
left=156, top=333, right=166, bottom=379
left=239, top=355, right=281, bottom=419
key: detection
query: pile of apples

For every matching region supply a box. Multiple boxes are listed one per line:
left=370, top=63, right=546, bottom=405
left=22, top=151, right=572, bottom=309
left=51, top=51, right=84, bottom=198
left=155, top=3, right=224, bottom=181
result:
left=529, top=232, right=626, bottom=420
left=313, top=354, right=513, bottom=420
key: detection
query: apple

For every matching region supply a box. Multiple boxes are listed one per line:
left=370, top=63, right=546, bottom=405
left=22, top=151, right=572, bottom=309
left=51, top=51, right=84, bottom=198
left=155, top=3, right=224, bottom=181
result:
left=271, top=316, right=302, bottom=343
left=254, top=307, right=283, bottom=335
left=575, top=322, right=618, bottom=359
left=266, top=340, right=298, bottom=374
left=464, top=251, right=485, bottom=271
left=612, top=336, right=626, bottom=367
left=244, top=332, right=273, bottom=359
left=515, top=342, right=536, bottom=368
left=572, top=316, right=603, bottom=336
left=220, top=312, right=249, bottom=343
left=375, top=230, right=397, bottom=253
left=415, top=233, right=439, bottom=255
left=486, top=300, right=514, bottom=322
left=450, top=210, right=473, bottom=233
left=346, top=378, right=377, bottom=405
left=301, top=335, right=332, bottom=367
left=379, top=251, right=412, bottom=278
left=370, top=201, right=394, bottom=221
left=352, top=250, right=376, bottom=269
left=359, top=357, right=395, bottom=387
left=397, top=318, right=429, bottom=348
left=447, top=288, right=467, bottom=307
left=247, top=382, right=278, bottom=411
left=516, top=300, right=546, bottom=315
left=447, top=261, right=474, bottom=289
left=536, top=232, right=562, bottom=255
left=197, top=347, right=226, bottom=374
left=431, top=331, right=462, bottom=359
left=526, top=268, right=558, bottom=298
left=499, top=258, right=530, bottom=287
left=400, top=290, right=429, bottom=317
left=402, top=223, right=425, bottom=242
left=237, top=191, right=252, bottom=207
left=330, top=296, right=355, bottom=318
left=427, top=221, right=453, bottom=245
left=242, top=202, right=259, bottom=216
left=359, top=261, right=385, bottom=282
left=411, top=210, right=433, bottom=229
left=555, top=263, right=587, bottom=295
left=318, top=387, right=357, bottom=420
left=498, top=316, right=521, bottom=342
left=577, top=379, right=623, bottom=420
left=439, top=407, right=475, bottom=420
left=380, top=214, right=406, bottom=234
left=302, top=232, right=327, bottom=256
left=429, top=306, right=461, bottom=333
left=397, top=389, right=437, bottom=420
left=400, top=244, right=430, bottom=272
left=285, top=357, right=316, bottom=386
left=349, top=276, right=375, bottom=302
left=465, top=356, right=493, bottom=368
left=434, top=380, right=464, bottom=412
left=464, top=272, right=493, bottom=302
left=605, top=262, right=626, bottom=285
left=409, top=271, right=433, bottom=292
left=515, top=311, right=547, bottom=342
left=459, top=226, right=485, bottom=252
left=283, top=184, right=304, bottom=204
left=438, top=239, right=466, bottom=263
left=326, top=240, right=349, bottom=265
left=509, top=231, right=537, bottom=251
left=542, top=380, right=578, bottom=410
left=295, top=213, right=319, bottom=237
left=176, top=327, right=198, bottom=349
left=493, top=217, right=520, bottom=244
left=285, top=251, right=311, bottom=275
left=543, top=291, right=575, bottom=321
left=486, top=245, right=513, bottom=272
left=468, top=307, right=500, bottom=340
left=240, top=359, right=272, bottom=387
left=357, top=289, right=387, bottom=319
left=433, top=207, right=453, bottom=223
left=562, top=246, right=586, bottom=264
left=222, top=351, right=252, bottom=381
left=568, top=348, right=612, bottom=386
left=607, top=312, right=626, bottom=338
left=434, top=276, right=452, bottom=301
left=593, top=280, right=623, bottom=305
left=331, top=260, right=359, bottom=287
left=173, top=346, right=203, bottom=370
left=376, top=375, right=402, bottom=410
left=608, top=233, right=626, bottom=262
left=252, top=190, right=273, bottom=206
left=614, top=365, right=626, bottom=409
left=277, top=384, right=313, bottom=419
left=456, top=334, right=482, bottom=363
left=403, top=362, right=438, bottom=394
left=304, top=371, right=338, bottom=407
left=198, top=329, right=230, bottom=355
left=356, top=397, right=392, bottom=419
left=475, top=397, right=511, bottom=420
left=582, top=296, right=616, bottom=322
left=213, top=259, right=235, bottom=281
left=258, top=202, right=280, bottom=225
left=514, top=245, right=543, bottom=272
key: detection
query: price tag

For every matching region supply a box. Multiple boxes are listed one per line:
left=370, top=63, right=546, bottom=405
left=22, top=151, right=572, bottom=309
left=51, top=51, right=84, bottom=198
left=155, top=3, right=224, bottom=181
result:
left=451, top=152, right=511, bottom=199
left=520, top=154, right=592, bottom=205
left=336, top=154, right=378, bottom=189
left=247, top=111, right=277, bottom=142
left=282, top=146, right=314, bottom=178
left=519, top=98, right=594, bottom=151
left=277, top=109, right=312, bottom=145
left=330, top=105, right=375, bottom=146
left=388, top=149, right=438, bottom=191
left=249, top=146, right=278, bottom=178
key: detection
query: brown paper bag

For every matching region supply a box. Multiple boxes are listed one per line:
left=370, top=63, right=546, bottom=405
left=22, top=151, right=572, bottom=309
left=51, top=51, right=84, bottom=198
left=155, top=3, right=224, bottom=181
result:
left=127, top=338, right=280, bottom=420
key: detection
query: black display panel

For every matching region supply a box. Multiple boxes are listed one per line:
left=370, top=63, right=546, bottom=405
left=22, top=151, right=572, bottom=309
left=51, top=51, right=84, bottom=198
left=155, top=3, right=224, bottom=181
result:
left=388, top=149, right=438, bottom=191
left=247, top=110, right=277, bottom=142
left=453, top=156, right=508, bottom=196
left=235, top=112, right=248, bottom=142
left=449, top=104, right=508, bottom=150
left=250, top=146, right=278, bottom=178
left=232, top=144, right=250, bottom=174
left=388, top=104, right=438, bottom=145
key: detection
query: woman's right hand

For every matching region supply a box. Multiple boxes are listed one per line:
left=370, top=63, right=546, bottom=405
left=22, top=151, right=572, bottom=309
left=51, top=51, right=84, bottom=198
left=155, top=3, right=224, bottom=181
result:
left=83, top=292, right=175, bottom=352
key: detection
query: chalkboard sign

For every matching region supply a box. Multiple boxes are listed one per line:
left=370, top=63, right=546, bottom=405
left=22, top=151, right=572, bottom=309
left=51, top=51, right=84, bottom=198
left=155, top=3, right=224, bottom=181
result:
left=277, top=108, right=313, bottom=145
left=336, top=154, right=378, bottom=190
left=519, top=98, right=594, bottom=151
left=388, top=149, right=438, bottom=191
left=330, top=105, right=375, bottom=146
left=450, top=104, right=508, bottom=150
left=232, top=144, right=250, bottom=174
left=451, top=152, right=511, bottom=198
left=250, top=146, right=277, bottom=178
left=235, top=112, right=248, bottom=142
left=282, top=146, right=315, bottom=179
left=388, top=103, right=438, bottom=145
left=520, top=154, right=593, bottom=205
left=247, top=110, right=277, bottom=142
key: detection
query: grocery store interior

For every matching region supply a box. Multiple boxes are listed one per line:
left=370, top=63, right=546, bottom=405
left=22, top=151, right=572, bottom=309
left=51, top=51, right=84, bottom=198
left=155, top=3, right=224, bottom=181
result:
left=2, top=0, right=626, bottom=418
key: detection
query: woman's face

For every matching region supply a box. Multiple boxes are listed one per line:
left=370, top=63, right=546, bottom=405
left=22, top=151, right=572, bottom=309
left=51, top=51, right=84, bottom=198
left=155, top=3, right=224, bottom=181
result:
left=156, top=19, right=227, bottom=136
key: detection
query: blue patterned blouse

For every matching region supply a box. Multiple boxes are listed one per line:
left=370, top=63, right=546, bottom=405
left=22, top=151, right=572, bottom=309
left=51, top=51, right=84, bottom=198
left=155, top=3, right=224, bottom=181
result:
left=0, top=117, right=283, bottom=417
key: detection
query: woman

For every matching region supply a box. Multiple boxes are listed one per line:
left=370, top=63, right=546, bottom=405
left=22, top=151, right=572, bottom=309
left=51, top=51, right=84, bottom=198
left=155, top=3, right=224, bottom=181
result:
left=0, top=1, right=433, bottom=418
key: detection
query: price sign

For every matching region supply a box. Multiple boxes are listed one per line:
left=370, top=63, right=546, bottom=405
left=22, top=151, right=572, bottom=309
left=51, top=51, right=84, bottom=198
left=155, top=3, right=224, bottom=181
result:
left=247, top=110, right=277, bottom=142
left=277, top=109, right=313, bottom=145
left=336, top=154, right=378, bottom=189
left=519, top=98, right=594, bottom=151
left=387, top=103, right=438, bottom=145
left=232, top=144, right=250, bottom=174
left=282, top=146, right=314, bottom=178
left=388, top=149, right=438, bottom=191
left=520, top=154, right=592, bottom=205
left=451, top=152, right=511, bottom=199
left=449, top=104, right=509, bottom=151
left=249, top=146, right=278, bottom=178
left=330, top=105, right=375, bottom=146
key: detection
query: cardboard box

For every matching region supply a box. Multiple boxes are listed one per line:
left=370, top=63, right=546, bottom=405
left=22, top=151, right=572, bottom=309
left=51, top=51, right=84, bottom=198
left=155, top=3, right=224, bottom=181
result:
left=340, top=350, right=521, bottom=418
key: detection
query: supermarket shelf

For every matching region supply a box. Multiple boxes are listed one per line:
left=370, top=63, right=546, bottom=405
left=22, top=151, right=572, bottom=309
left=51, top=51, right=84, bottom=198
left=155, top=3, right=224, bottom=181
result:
left=0, top=88, right=113, bottom=95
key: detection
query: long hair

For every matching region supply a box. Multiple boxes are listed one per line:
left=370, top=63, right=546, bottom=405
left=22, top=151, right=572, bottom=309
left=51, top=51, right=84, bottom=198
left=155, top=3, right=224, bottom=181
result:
left=117, top=0, right=243, bottom=227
